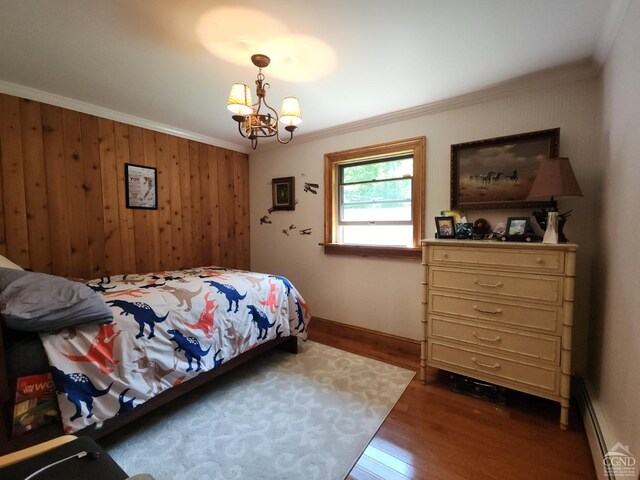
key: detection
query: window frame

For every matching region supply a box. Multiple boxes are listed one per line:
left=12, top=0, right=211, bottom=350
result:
left=323, top=137, right=426, bottom=259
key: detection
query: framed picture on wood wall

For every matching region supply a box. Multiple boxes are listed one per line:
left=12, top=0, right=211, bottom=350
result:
left=272, top=176, right=295, bottom=211
left=450, top=128, right=560, bottom=210
left=125, top=163, right=158, bottom=210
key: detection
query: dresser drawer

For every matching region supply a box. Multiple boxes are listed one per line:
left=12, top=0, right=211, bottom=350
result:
left=429, top=246, right=565, bottom=274
left=429, top=267, right=563, bottom=305
left=429, top=316, right=560, bottom=364
left=428, top=340, right=559, bottom=394
left=429, top=291, right=562, bottom=334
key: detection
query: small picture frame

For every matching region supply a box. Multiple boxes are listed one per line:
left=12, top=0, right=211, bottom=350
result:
left=435, top=216, right=456, bottom=239
left=506, top=217, right=530, bottom=238
left=125, top=163, right=158, bottom=210
left=272, top=176, right=295, bottom=211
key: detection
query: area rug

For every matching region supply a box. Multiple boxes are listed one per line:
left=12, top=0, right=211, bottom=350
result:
left=101, top=341, right=415, bottom=480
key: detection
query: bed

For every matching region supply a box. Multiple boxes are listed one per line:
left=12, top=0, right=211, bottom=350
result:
left=0, top=263, right=310, bottom=454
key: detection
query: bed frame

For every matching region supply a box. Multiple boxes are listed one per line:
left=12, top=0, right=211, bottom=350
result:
left=0, top=321, right=298, bottom=455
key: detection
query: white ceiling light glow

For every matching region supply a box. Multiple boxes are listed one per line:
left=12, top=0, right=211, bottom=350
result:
left=196, top=7, right=336, bottom=82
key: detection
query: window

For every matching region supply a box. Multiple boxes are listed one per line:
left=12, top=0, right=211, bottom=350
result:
left=323, top=137, right=425, bottom=258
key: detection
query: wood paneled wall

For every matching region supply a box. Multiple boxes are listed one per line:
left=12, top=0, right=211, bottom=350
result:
left=0, top=93, right=250, bottom=279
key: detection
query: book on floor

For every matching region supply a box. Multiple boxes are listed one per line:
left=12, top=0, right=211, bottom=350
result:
left=12, top=373, right=60, bottom=437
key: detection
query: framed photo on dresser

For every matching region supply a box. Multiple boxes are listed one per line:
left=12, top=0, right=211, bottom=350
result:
left=435, top=216, right=456, bottom=239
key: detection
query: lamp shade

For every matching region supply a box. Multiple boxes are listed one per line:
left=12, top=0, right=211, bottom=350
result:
left=527, top=157, right=583, bottom=200
left=279, top=97, right=302, bottom=126
left=227, top=83, right=253, bottom=116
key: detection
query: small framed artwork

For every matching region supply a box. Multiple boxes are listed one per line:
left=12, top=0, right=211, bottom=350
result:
left=451, top=128, right=560, bottom=210
left=125, top=163, right=157, bottom=210
left=272, top=176, right=295, bottom=211
left=506, top=217, right=530, bottom=238
left=435, top=216, right=456, bottom=239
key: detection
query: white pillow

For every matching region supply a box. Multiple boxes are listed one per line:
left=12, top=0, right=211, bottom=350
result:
left=0, top=255, right=23, bottom=270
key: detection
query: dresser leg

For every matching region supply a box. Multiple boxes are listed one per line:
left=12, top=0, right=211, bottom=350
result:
left=560, top=403, right=569, bottom=430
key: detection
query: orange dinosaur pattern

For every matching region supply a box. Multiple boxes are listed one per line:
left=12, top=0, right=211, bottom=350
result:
left=259, top=279, right=279, bottom=314
left=62, top=323, right=122, bottom=374
left=185, top=292, right=218, bottom=338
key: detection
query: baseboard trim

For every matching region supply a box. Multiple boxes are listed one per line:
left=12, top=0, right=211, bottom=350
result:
left=574, top=377, right=615, bottom=480
left=309, top=316, right=420, bottom=362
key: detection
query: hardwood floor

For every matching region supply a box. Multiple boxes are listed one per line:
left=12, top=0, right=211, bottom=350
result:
left=308, top=326, right=597, bottom=480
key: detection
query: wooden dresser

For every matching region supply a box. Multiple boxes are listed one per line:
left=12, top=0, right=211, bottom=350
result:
left=420, top=239, right=577, bottom=429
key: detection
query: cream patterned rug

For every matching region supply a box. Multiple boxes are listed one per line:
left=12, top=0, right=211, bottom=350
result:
left=102, top=341, right=414, bottom=480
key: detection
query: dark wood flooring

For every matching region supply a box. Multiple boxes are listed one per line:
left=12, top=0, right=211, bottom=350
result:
left=308, top=327, right=597, bottom=480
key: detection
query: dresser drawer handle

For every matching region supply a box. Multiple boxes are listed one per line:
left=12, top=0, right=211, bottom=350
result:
left=474, top=279, right=503, bottom=288
left=472, top=332, right=502, bottom=342
left=536, top=257, right=543, bottom=264
left=473, top=305, right=503, bottom=315
left=472, top=357, right=501, bottom=369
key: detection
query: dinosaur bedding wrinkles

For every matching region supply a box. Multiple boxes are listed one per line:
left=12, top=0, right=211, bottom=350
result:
left=39, top=266, right=310, bottom=433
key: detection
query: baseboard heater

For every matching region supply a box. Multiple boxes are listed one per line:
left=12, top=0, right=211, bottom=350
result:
left=574, top=377, right=614, bottom=480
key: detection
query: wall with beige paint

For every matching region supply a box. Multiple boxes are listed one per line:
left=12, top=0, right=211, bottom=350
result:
left=249, top=74, right=599, bottom=375
left=589, top=0, right=640, bottom=460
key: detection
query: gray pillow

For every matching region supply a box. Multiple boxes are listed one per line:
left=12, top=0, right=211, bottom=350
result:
left=0, top=268, right=113, bottom=331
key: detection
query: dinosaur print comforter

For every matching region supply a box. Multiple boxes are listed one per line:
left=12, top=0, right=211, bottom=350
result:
left=39, top=266, right=310, bottom=433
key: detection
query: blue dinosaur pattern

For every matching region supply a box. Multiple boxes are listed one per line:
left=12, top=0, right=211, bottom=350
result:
left=38, top=266, right=311, bottom=433
left=116, top=388, right=136, bottom=416
left=205, top=280, right=247, bottom=313
left=168, top=329, right=211, bottom=372
left=247, top=305, right=276, bottom=340
left=107, top=300, right=169, bottom=339
left=51, top=366, right=112, bottom=421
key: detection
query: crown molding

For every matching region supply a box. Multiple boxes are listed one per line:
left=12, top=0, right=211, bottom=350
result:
left=0, top=80, right=249, bottom=154
left=255, top=61, right=598, bottom=153
left=594, top=0, right=632, bottom=67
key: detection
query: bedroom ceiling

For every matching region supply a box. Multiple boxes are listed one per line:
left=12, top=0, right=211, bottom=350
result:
left=0, top=0, right=616, bottom=152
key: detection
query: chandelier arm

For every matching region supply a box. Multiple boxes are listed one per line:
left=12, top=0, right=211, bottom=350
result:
left=260, top=94, right=278, bottom=118
left=237, top=121, right=249, bottom=139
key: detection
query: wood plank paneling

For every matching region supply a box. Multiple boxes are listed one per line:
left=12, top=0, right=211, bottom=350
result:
left=0, top=94, right=29, bottom=268
left=80, top=113, right=106, bottom=278
left=198, top=143, right=213, bottom=266
left=189, top=141, right=203, bottom=267
left=207, top=145, right=221, bottom=266
left=178, top=137, right=193, bottom=268
left=155, top=132, right=173, bottom=271
left=218, top=148, right=236, bottom=268
left=128, top=125, right=149, bottom=274
left=113, top=121, right=136, bottom=274
left=19, top=98, right=52, bottom=273
left=0, top=93, right=249, bottom=277
left=233, top=151, right=250, bottom=270
left=97, top=118, right=123, bottom=276
left=168, top=135, right=183, bottom=269
left=41, top=104, right=71, bottom=276
left=142, top=129, right=160, bottom=271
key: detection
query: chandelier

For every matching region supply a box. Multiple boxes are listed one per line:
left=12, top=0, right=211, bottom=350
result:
left=227, top=54, right=302, bottom=149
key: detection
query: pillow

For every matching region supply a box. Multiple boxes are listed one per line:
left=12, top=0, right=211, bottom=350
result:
left=0, top=255, right=23, bottom=270
left=0, top=268, right=113, bottom=332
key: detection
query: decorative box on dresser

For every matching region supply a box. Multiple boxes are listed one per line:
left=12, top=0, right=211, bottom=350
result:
left=420, top=239, right=577, bottom=429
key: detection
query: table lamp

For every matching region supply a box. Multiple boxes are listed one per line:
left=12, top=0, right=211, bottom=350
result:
left=527, top=157, right=583, bottom=242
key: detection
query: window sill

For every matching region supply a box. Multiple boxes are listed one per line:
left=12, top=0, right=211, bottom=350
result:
left=319, top=243, right=421, bottom=260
